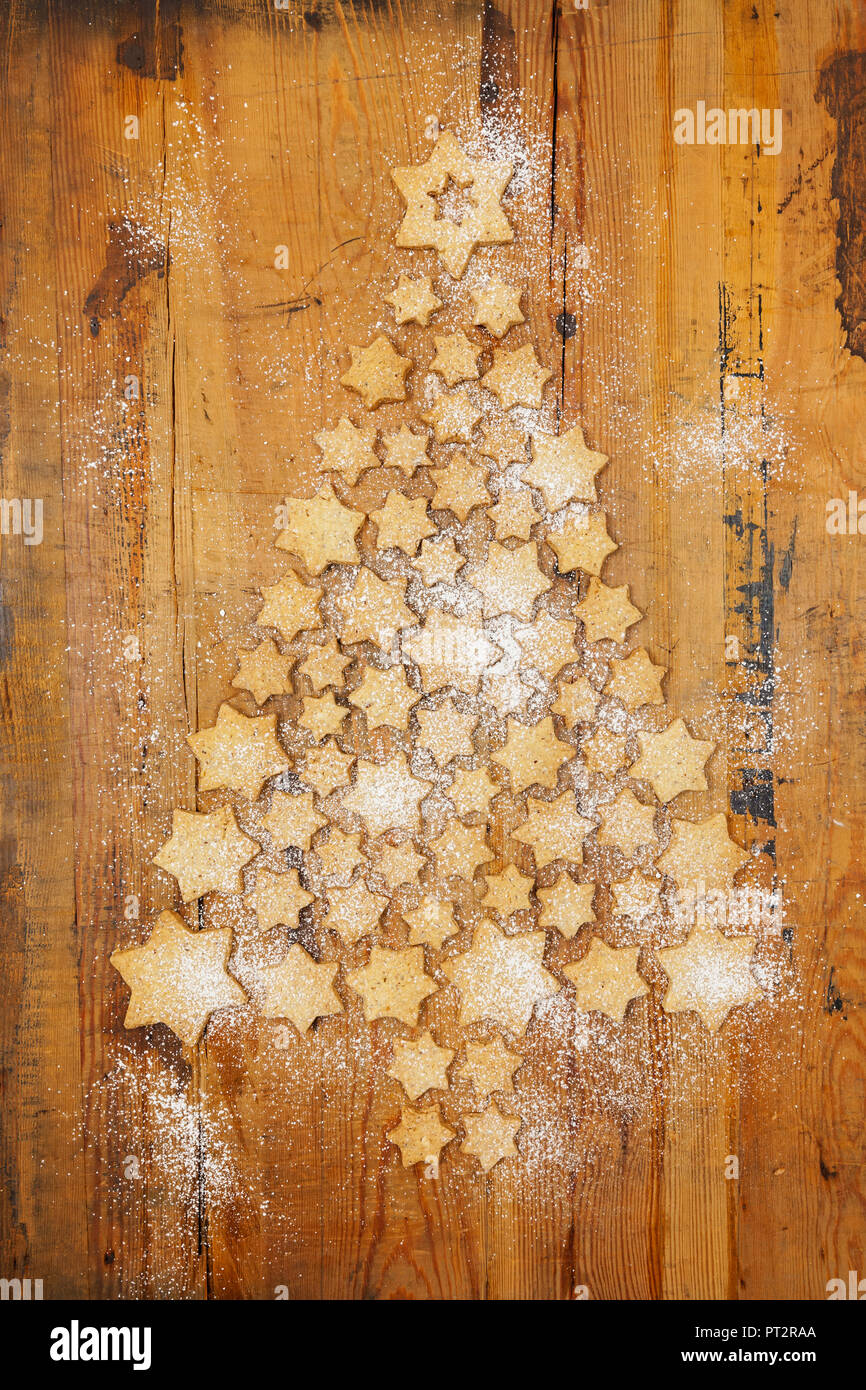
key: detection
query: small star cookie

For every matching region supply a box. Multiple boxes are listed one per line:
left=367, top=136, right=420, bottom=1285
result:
left=481, top=864, right=535, bottom=917
left=430, top=331, right=482, bottom=386
left=575, top=577, right=643, bottom=644
left=488, top=486, right=540, bottom=540
left=448, top=766, right=498, bottom=818
left=276, top=484, right=364, bottom=574
left=385, top=272, right=441, bottom=326
left=301, top=740, right=356, bottom=798
left=470, top=279, right=524, bottom=337
left=298, top=692, right=346, bottom=741
left=515, top=611, right=578, bottom=680
left=350, top=665, right=419, bottom=730
left=657, top=814, right=750, bottom=889
left=387, top=1103, right=455, bottom=1168
left=597, top=789, right=657, bottom=856
left=314, top=416, right=379, bottom=485
left=470, top=540, right=551, bottom=619
left=382, top=424, right=431, bottom=474
left=257, top=571, right=323, bottom=643
left=403, top=610, right=501, bottom=695
left=341, top=335, right=411, bottom=408
left=431, top=821, right=493, bottom=880
left=324, top=877, right=388, bottom=944
left=458, top=1036, right=521, bottom=1096
left=244, top=866, right=313, bottom=930
left=431, top=452, right=489, bottom=520
left=481, top=344, right=551, bottom=410
left=605, top=648, right=666, bottom=709
left=334, top=567, right=415, bottom=649
left=551, top=675, right=600, bottom=727
left=413, top=535, right=466, bottom=586
left=548, top=510, right=618, bottom=576
left=492, top=715, right=572, bottom=791
left=524, top=425, right=607, bottom=509
left=629, top=718, right=715, bottom=804
left=611, top=870, right=661, bottom=923
left=259, top=945, right=343, bottom=1034
left=563, top=939, right=648, bottom=1022
left=262, top=790, right=326, bottom=851
left=415, top=698, right=478, bottom=764
left=657, top=919, right=764, bottom=1031
left=388, top=1031, right=454, bottom=1099
left=422, top=389, right=482, bottom=443
left=371, top=491, right=435, bottom=554
left=513, top=791, right=594, bottom=868
left=346, top=944, right=437, bottom=1025
left=461, top=1102, right=520, bottom=1172
left=342, top=753, right=432, bottom=837
left=297, top=637, right=351, bottom=692
left=232, top=638, right=291, bottom=706
left=403, top=897, right=458, bottom=949
left=536, top=875, right=596, bottom=939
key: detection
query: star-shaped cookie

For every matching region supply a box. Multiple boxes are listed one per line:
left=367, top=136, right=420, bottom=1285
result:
left=470, top=540, right=551, bottom=619
left=385, top=272, right=441, bottom=326
left=611, top=870, right=662, bottom=923
left=513, top=791, right=594, bottom=867
left=298, top=692, right=346, bottom=741
left=111, top=911, right=247, bottom=1047
left=341, top=335, right=411, bottom=408
left=575, top=577, right=643, bottom=644
left=297, top=636, right=351, bottom=692
left=461, top=1103, right=521, bottom=1172
left=301, top=740, right=356, bottom=798
left=523, top=425, right=607, bottom=509
left=276, top=483, right=364, bottom=574
left=391, top=130, right=513, bottom=277
left=470, top=279, right=524, bottom=337
left=448, top=766, right=498, bottom=818
left=629, top=718, right=715, bottom=803
left=605, top=648, right=666, bottom=708
left=492, top=715, right=572, bottom=791
left=457, top=1036, right=521, bottom=1096
left=488, top=486, right=540, bottom=540
left=387, top=1103, right=456, bottom=1168
left=548, top=510, right=618, bottom=576
left=657, top=814, right=750, bottom=889
left=431, top=821, right=493, bottom=880
left=310, top=826, right=366, bottom=885
left=314, top=416, right=379, bottom=485
left=403, top=609, right=501, bottom=694
left=262, top=789, right=326, bottom=851
left=657, top=919, right=764, bottom=1031
left=481, top=344, right=551, bottom=410
left=259, top=945, right=343, bottom=1034
left=596, top=789, right=658, bottom=856
left=188, top=704, right=289, bottom=801
left=536, top=875, right=596, bottom=938
left=324, top=877, right=389, bottom=944
left=422, top=389, right=481, bottom=443
left=350, top=665, right=419, bottom=730
left=551, top=675, right=600, bottom=727
left=430, top=331, right=481, bottom=387
left=382, top=424, right=432, bottom=475
left=232, top=637, right=291, bottom=706
left=582, top=726, right=629, bottom=779
left=152, top=806, right=260, bottom=903
left=374, top=839, right=427, bottom=891
left=334, top=567, right=415, bottom=649
left=515, top=611, right=578, bottom=680
left=257, top=572, right=323, bottom=644
left=403, top=896, right=459, bottom=949
left=413, top=535, right=466, bottom=586
left=481, top=864, right=535, bottom=917
left=388, top=1031, right=454, bottom=1099
left=563, top=940, right=648, bottom=1022
left=371, top=491, right=435, bottom=554
left=415, top=698, right=478, bottom=764
left=431, top=452, right=489, bottom=520
left=342, top=753, right=432, bottom=837
left=345, top=944, right=437, bottom=1025
left=442, top=921, right=559, bottom=1036
left=244, top=866, right=314, bottom=930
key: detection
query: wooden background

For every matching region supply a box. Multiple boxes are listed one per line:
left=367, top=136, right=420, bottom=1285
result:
left=2, top=0, right=865, bottom=1300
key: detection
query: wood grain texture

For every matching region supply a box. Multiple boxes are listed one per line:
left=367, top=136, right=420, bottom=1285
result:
left=1, top=0, right=864, bottom=1300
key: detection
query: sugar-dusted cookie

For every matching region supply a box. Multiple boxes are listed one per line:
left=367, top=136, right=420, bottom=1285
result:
left=448, top=766, right=498, bottom=818
left=403, top=896, right=458, bottom=949
left=547, top=510, right=618, bottom=577
left=314, top=416, right=378, bottom=485
left=111, top=911, right=247, bottom=1047
left=430, top=821, right=493, bottom=881
left=657, top=919, right=764, bottom=1031
left=515, top=611, right=578, bottom=680
left=244, top=866, right=313, bottom=931
left=259, top=945, right=343, bottom=1034
left=385, top=272, right=441, bottom=327
left=461, top=1102, right=521, bottom=1172
left=575, top=577, right=642, bottom=644
left=605, top=648, right=666, bottom=709
left=188, top=703, right=289, bottom=801
left=403, top=609, right=501, bottom=695
left=350, top=664, right=419, bottom=731
left=301, top=740, right=356, bottom=798
left=387, top=1103, right=456, bottom=1168
left=457, top=1036, right=522, bottom=1097
left=551, top=674, right=600, bottom=728
left=596, top=789, right=657, bottom=856
left=413, top=534, right=466, bottom=586
left=611, top=869, right=662, bottom=923
left=422, top=389, right=482, bottom=444
left=657, top=814, right=750, bottom=889
left=629, top=718, right=715, bottom=804
left=524, top=425, right=607, bottom=509
left=414, top=697, right=478, bottom=765
left=442, top=922, right=559, bottom=1036
left=388, top=1031, right=454, bottom=1100
left=262, top=789, right=326, bottom=852
left=232, top=637, right=291, bottom=706
left=430, top=331, right=481, bottom=387
left=323, top=878, right=388, bottom=944
left=341, top=335, right=411, bottom=408
left=536, top=875, right=596, bottom=939
left=430, top=451, right=489, bottom=520
left=153, top=806, right=260, bottom=903
left=470, top=279, right=524, bottom=338
left=513, top=791, right=594, bottom=868
left=275, top=483, right=364, bottom=574
left=563, top=939, right=648, bottom=1022
left=371, top=490, right=435, bottom=554
left=342, top=753, right=432, bottom=837
left=492, top=715, right=572, bottom=791
left=333, top=567, right=415, bottom=649
left=480, top=864, right=535, bottom=917
left=481, top=344, right=551, bottom=410
left=382, top=423, right=432, bottom=475
left=346, top=944, right=437, bottom=1025
left=297, top=636, right=351, bottom=693
left=298, top=692, right=346, bottom=741
left=469, top=540, right=551, bottom=619
left=488, top=485, right=540, bottom=540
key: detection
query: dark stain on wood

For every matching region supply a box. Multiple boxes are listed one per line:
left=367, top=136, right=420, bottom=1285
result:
left=117, top=6, right=183, bottom=82
left=83, top=221, right=167, bottom=335
left=818, top=52, right=866, bottom=361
